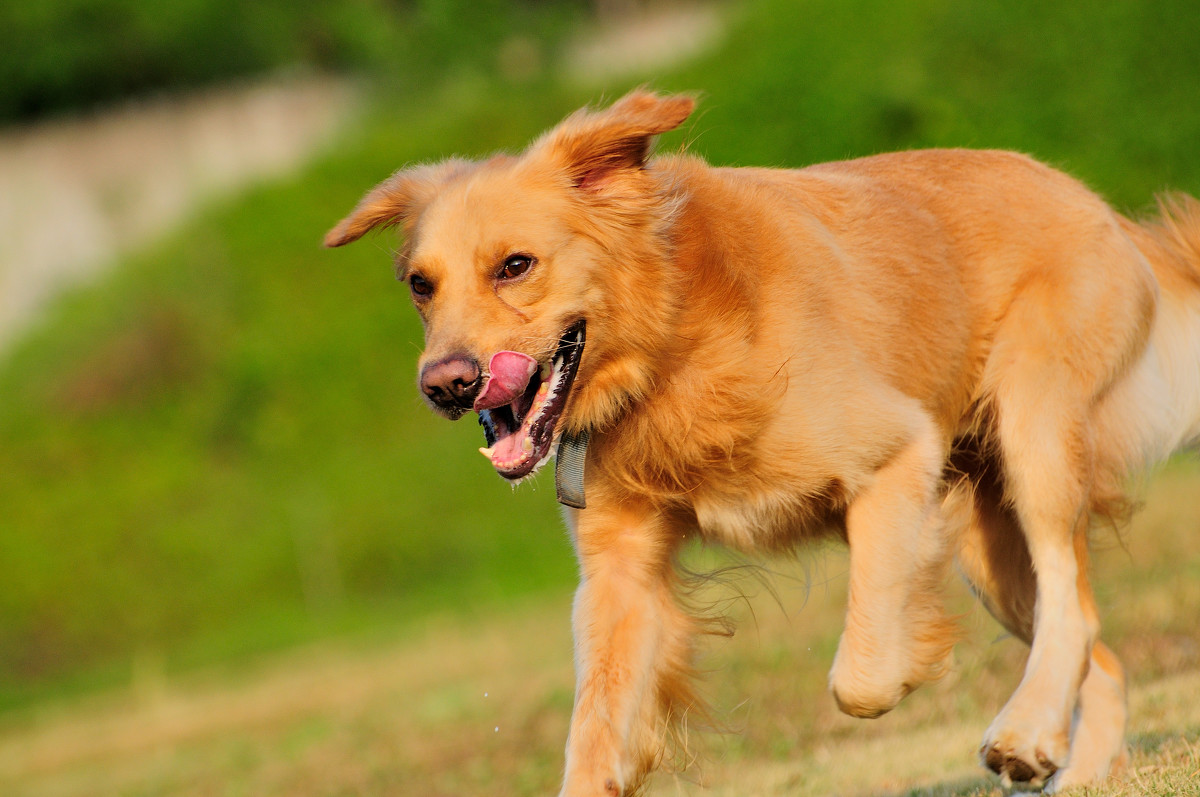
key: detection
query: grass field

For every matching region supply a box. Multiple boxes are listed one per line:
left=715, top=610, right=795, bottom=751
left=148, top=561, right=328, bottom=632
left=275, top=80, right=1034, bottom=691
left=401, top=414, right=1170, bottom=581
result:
left=2, top=0, right=1200, bottom=793
left=4, top=460, right=1199, bottom=796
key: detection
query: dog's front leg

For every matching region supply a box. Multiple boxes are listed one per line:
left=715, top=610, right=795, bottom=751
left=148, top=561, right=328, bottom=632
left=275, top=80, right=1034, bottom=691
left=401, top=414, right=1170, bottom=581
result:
left=560, top=503, right=694, bottom=797
left=828, top=413, right=958, bottom=718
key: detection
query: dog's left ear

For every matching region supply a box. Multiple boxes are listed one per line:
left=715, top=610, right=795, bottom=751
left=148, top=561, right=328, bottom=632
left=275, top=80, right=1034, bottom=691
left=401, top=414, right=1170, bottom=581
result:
left=540, top=90, right=696, bottom=192
left=324, top=159, right=473, bottom=248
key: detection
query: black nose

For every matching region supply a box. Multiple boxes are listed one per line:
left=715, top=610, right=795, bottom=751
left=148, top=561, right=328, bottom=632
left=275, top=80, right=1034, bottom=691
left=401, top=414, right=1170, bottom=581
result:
left=420, top=355, right=481, bottom=411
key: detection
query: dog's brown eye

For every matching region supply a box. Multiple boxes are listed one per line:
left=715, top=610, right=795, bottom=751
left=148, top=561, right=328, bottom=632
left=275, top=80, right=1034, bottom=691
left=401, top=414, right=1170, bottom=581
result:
left=499, top=255, right=534, bottom=281
left=410, top=274, right=433, bottom=298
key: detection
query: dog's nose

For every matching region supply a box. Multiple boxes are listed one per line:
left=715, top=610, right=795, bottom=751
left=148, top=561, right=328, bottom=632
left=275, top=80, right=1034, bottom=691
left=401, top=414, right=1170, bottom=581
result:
left=420, top=355, right=481, bottom=410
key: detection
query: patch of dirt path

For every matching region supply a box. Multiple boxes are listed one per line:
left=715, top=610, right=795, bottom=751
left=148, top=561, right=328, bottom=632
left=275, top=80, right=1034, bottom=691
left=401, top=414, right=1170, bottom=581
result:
left=0, top=75, right=359, bottom=355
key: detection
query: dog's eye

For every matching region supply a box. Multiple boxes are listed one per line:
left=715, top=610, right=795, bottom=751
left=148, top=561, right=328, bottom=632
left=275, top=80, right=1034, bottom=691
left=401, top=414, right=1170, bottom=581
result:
left=498, top=255, right=534, bottom=281
left=409, top=273, right=433, bottom=298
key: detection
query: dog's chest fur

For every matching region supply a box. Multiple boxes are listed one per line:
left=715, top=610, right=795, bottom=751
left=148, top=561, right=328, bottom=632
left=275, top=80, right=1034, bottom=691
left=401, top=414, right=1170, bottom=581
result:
left=688, top=470, right=848, bottom=551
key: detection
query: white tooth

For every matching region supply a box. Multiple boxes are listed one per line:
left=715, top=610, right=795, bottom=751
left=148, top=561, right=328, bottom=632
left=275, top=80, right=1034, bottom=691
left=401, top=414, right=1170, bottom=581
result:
left=540, top=361, right=552, bottom=379
left=479, top=446, right=495, bottom=459
left=522, top=437, right=534, bottom=454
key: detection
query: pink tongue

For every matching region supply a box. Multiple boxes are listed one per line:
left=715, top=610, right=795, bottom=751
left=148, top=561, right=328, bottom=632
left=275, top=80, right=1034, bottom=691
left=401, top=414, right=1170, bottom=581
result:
left=474, top=350, right=537, bottom=410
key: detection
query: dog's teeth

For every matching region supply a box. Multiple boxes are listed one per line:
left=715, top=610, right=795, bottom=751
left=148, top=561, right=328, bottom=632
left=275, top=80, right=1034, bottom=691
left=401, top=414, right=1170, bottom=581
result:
left=540, top=361, right=552, bottom=379
left=522, top=437, right=534, bottom=454
left=479, top=446, right=496, bottom=460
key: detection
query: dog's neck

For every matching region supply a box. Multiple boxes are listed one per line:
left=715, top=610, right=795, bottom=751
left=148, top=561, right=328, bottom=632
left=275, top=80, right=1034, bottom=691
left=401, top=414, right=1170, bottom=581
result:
left=575, top=158, right=782, bottom=503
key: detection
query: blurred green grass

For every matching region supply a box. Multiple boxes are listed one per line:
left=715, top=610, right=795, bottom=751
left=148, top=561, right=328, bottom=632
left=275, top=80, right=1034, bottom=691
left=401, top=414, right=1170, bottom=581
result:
left=0, top=0, right=586, bottom=122
left=1, top=0, right=1199, bottom=712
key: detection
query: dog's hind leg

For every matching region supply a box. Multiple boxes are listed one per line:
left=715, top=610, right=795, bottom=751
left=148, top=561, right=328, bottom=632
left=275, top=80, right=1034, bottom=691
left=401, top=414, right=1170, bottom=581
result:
left=977, top=388, right=1097, bottom=784
left=1053, top=637, right=1129, bottom=792
left=828, top=406, right=959, bottom=719
left=955, top=451, right=1129, bottom=791
left=559, top=503, right=698, bottom=797
left=967, top=204, right=1154, bottom=788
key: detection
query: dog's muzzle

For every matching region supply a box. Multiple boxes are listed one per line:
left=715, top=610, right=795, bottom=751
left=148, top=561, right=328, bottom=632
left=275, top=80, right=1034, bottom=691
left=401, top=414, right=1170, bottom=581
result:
left=420, top=354, right=481, bottom=416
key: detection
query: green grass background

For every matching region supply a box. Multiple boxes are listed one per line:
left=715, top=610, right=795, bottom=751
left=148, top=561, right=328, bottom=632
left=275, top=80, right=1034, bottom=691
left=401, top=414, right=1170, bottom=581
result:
left=2, top=0, right=1199, bottom=718
left=0, top=0, right=586, bottom=122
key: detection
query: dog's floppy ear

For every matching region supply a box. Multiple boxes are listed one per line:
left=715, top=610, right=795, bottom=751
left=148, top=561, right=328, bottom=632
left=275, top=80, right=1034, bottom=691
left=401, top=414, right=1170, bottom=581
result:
left=323, top=159, right=473, bottom=248
left=541, top=90, right=695, bottom=191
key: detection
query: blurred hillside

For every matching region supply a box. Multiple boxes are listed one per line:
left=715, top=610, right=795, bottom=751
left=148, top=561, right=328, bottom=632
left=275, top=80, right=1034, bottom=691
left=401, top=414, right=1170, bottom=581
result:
left=0, top=75, right=359, bottom=355
left=0, top=0, right=586, bottom=123
left=1, top=0, right=1198, bottom=720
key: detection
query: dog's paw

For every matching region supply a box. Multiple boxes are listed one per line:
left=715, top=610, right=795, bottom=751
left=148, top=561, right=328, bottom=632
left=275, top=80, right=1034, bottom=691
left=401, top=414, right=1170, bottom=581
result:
left=828, top=624, right=953, bottom=719
left=981, top=742, right=1058, bottom=787
left=1043, top=743, right=1128, bottom=793
left=828, top=643, right=915, bottom=719
left=829, top=670, right=912, bottom=719
left=980, top=705, right=1070, bottom=787
left=558, top=777, right=623, bottom=797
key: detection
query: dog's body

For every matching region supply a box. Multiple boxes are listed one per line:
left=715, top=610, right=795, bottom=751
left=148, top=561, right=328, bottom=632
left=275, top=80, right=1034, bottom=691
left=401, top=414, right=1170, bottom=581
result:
left=327, top=93, right=1200, bottom=795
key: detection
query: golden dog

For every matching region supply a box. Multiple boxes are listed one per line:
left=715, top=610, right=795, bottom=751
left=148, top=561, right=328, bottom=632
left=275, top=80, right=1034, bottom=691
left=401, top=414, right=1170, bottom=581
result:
left=326, top=91, right=1200, bottom=795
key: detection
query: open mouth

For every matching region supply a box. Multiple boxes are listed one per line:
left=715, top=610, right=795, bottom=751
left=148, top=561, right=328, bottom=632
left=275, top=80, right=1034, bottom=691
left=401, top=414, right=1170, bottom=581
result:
left=477, top=321, right=586, bottom=480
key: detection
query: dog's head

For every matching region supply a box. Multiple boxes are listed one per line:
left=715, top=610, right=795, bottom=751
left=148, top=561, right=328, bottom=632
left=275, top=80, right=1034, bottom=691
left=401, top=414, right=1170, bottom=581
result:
left=325, top=91, right=695, bottom=481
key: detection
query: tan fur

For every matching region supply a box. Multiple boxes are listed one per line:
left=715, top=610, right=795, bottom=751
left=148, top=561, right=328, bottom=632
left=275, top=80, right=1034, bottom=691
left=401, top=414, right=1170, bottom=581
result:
left=326, top=92, right=1200, bottom=795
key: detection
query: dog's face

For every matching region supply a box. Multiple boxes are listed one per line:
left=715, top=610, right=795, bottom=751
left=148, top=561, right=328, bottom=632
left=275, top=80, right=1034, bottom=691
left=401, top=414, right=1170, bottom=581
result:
left=398, top=162, right=594, bottom=479
left=325, top=92, right=695, bottom=481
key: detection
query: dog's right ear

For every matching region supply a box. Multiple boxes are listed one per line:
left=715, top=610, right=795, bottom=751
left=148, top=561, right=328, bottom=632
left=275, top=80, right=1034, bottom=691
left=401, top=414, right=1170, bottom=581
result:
left=323, top=159, right=472, bottom=248
left=538, top=90, right=696, bottom=192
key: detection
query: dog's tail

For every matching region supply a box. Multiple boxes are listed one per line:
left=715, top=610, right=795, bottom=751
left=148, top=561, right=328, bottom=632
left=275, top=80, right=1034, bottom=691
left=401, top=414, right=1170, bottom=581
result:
left=1102, top=193, right=1200, bottom=486
left=1139, top=192, right=1200, bottom=286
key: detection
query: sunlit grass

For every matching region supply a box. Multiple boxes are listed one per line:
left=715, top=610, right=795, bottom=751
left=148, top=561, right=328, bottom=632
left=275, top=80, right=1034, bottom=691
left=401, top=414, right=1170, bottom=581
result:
left=3, top=461, right=1198, bottom=796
